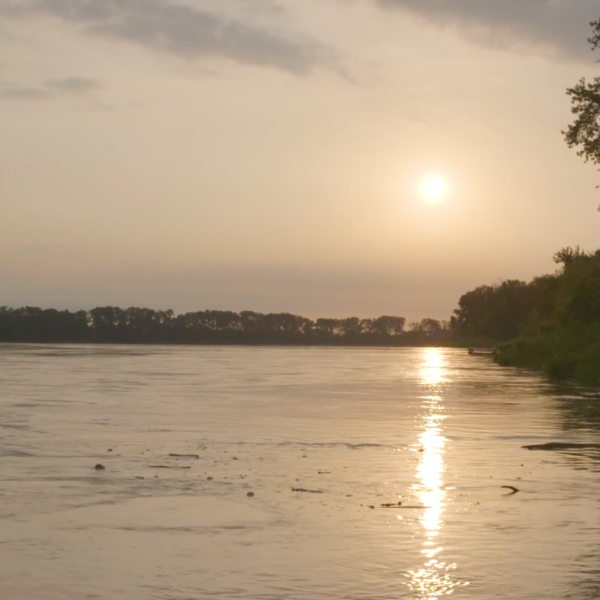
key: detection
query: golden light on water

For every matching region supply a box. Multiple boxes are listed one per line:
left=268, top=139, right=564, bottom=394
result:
left=407, top=348, right=465, bottom=598
left=420, top=349, right=446, bottom=386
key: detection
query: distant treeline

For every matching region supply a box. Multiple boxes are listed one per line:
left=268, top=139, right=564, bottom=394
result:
left=452, top=246, right=600, bottom=385
left=0, top=306, right=451, bottom=346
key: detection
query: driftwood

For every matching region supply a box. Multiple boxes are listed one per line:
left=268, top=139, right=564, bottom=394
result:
left=501, top=486, right=520, bottom=495
left=291, top=487, right=323, bottom=494
left=523, top=442, right=600, bottom=451
left=368, top=504, right=429, bottom=509
left=148, top=465, right=191, bottom=469
left=169, top=454, right=200, bottom=459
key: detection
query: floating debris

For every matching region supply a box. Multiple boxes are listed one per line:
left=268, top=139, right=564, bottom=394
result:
left=369, top=504, right=428, bottom=509
left=169, top=454, right=200, bottom=459
left=94, top=464, right=106, bottom=471
left=247, top=491, right=255, bottom=497
left=501, top=485, right=520, bottom=495
left=148, top=465, right=191, bottom=470
left=291, top=487, right=323, bottom=494
left=523, top=442, right=600, bottom=451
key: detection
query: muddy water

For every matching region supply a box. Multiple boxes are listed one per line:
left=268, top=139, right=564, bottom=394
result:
left=1, top=345, right=600, bottom=599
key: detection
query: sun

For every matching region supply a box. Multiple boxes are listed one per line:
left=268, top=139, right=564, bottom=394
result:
left=422, top=176, right=447, bottom=201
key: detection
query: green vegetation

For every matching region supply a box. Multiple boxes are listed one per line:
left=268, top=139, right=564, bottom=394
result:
left=451, top=247, right=600, bottom=386
left=563, top=19, right=600, bottom=170
left=0, top=307, right=450, bottom=346
left=471, top=19, right=600, bottom=387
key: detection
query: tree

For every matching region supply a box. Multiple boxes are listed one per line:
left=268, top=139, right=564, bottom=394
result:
left=563, top=20, right=600, bottom=193
left=552, top=246, right=589, bottom=268
left=452, top=280, right=533, bottom=341
left=370, top=315, right=406, bottom=337
left=554, top=251, right=600, bottom=324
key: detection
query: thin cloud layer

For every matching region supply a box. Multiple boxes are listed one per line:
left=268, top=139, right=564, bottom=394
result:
left=0, top=0, right=331, bottom=74
left=46, top=76, right=100, bottom=93
left=374, top=0, right=600, bottom=60
left=0, top=75, right=100, bottom=100
left=0, top=84, right=51, bottom=99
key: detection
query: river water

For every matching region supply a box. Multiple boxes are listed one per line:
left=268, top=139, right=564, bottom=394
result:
left=1, top=345, right=600, bottom=599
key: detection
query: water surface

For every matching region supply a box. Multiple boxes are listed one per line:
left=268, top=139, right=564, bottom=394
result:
left=1, top=345, right=600, bottom=599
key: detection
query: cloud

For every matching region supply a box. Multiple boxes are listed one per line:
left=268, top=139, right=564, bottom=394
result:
left=372, top=0, right=600, bottom=60
left=0, top=75, right=100, bottom=100
left=46, top=76, right=100, bottom=93
left=0, top=0, right=333, bottom=74
left=0, top=82, right=51, bottom=99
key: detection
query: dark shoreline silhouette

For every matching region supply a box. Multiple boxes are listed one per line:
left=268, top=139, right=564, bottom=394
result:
left=0, top=306, right=451, bottom=346
left=450, top=246, right=600, bottom=386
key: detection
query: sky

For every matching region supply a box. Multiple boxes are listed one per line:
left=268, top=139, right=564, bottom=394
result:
left=2, top=0, right=600, bottom=321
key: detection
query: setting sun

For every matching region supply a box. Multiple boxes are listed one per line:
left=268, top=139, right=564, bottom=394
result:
left=422, top=176, right=447, bottom=201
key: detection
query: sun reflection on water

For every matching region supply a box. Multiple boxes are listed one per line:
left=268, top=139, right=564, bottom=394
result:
left=406, top=348, right=465, bottom=598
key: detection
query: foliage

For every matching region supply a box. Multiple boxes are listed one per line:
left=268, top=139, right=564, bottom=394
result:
left=0, top=306, right=451, bottom=347
left=496, top=321, right=600, bottom=387
left=450, top=276, right=559, bottom=342
left=563, top=20, right=600, bottom=189
left=552, top=245, right=589, bottom=266
left=488, top=247, right=600, bottom=386
left=563, top=76, right=600, bottom=168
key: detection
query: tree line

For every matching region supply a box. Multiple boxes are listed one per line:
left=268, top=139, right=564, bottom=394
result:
left=450, top=273, right=559, bottom=344
left=468, top=19, right=600, bottom=385
left=452, top=246, right=600, bottom=385
left=0, top=306, right=451, bottom=346
left=450, top=246, right=600, bottom=344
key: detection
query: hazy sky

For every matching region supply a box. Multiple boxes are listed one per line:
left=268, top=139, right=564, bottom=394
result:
left=2, top=0, right=600, bottom=321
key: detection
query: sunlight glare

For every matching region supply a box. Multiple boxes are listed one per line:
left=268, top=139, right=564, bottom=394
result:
left=420, top=348, right=446, bottom=386
left=421, top=176, right=446, bottom=202
left=406, top=348, right=467, bottom=598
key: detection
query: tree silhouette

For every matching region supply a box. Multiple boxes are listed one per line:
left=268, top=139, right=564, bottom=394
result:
left=0, top=306, right=451, bottom=346
left=563, top=19, right=600, bottom=196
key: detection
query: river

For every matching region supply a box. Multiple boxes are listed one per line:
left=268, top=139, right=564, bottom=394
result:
left=1, top=345, right=599, bottom=599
